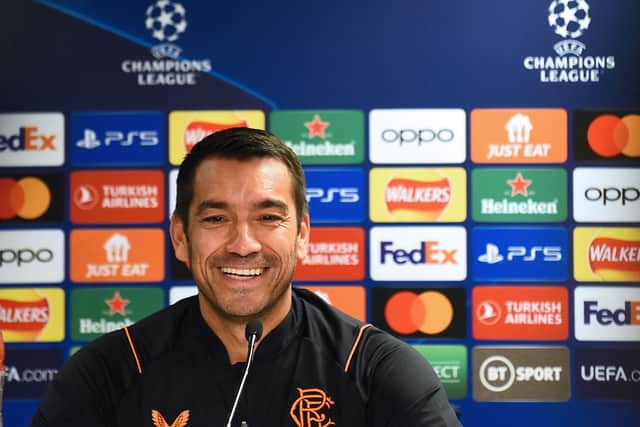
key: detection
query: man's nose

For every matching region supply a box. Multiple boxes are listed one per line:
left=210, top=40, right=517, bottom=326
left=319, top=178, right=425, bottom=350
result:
left=226, top=222, right=262, bottom=256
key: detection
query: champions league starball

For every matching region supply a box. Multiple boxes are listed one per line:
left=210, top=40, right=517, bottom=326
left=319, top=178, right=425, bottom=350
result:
left=548, top=0, right=591, bottom=39
left=145, top=0, right=187, bottom=42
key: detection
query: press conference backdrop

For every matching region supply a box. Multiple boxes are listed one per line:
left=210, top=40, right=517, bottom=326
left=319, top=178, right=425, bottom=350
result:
left=1, top=0, right=639, bottom=426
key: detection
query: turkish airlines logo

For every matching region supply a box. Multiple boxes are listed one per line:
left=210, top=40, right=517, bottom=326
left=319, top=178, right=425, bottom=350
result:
left=70, top=170, right=165, bottom=224
left=70, top=229, right=165, bottom=283
left=371, top=287, right=466, bottom=338
left=573, top=168, right=640, bottom=222
left=473, top=286, right=569, bottom=340
left=0, top=113, right=65, bottom=166
left=471, top=109, right=567, bottom=163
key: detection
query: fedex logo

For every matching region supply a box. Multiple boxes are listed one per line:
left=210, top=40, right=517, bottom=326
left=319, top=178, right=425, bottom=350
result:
left=575, top=287, right=640, bottom=342
left=472, top=227, right=568, bottom=282
left=304, top=168, right=365, bottom=223
left=380, top=241, right=458, bottom=265
left=370, top=226, right=466, bottom=281
left=0, top=113, right=64, bottom=166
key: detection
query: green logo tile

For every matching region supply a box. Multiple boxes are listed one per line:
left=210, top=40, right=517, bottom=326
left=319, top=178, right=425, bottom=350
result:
left=413, top=344, right=467, bottom=399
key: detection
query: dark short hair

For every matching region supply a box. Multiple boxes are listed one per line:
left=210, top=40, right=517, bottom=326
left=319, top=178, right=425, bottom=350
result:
left=174, top=127, right=308, bottom=231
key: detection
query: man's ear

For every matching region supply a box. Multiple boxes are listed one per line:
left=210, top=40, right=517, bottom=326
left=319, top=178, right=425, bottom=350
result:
left=170, top=215, right=189, bottom=264
left=296, top=213, right=310, bottom=261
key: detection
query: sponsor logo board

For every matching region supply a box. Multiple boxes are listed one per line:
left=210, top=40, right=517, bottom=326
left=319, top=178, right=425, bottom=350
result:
left=0, top=113, right=64, bottom=167
left=70, top=111, right=165, bottom=166
left=413, top=345, right=467, bottom=399
left=473, top=346, right=570, bottom=401
left=0, top=288, right=64, bottom=342
left=169, top=110, right=265, bottom=165
left=472, top=226, right=568, bottom=282
left=0, top=230, right=64, bottom=284
left=574, top=286, right=640, bottom=342
left=573, top=111, right=640, bottom=161
left=470, top=109, right=567, bottom=163
left=0, top=173, right=64, bottom=223
left=270, top=111, right=364, bottom=164
left=3, top=347, right=64, bottom=399
left=473, top=286, right=569, bottom=340
left=70, top=287, right=164, bottom=341
left=294, top=227, right=365, bottom=281
left=368, top=109, right=466, bottom=164
left=471, top=168, right=567, bottom=222
left=576, top=347, right=640, bottom=400
left=168, top=168, right=178, bottom=218
left=371, top=287, right=466, bottom=339
left=304, top=168, right=365, bottom=223
left=370, top=168, right=466, bottom=222
left=70, top=228, right=165, bottom=283
left=70, top=170, right=165, bottom=224
left=573, top=168, right=640, bottom=222
left=295, top=285, right=366, bottom=322
left=169, top=286, right=197, bottom=304
left=574, top=227, right=640, bottom=282
left=370, top=226, right=466, bottom=281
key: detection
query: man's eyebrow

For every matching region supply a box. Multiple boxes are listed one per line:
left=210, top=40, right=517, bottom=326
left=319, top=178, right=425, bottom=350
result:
left=195, top=200, right=227, bottom=215
left=255, top=199, right=289, bottom=213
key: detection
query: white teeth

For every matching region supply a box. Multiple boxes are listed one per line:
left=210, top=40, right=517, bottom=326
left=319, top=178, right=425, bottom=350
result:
left=221, top=267, right=263, bottom=276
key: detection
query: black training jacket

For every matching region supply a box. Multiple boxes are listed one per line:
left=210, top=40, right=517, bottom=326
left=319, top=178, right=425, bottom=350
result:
left=31, top=288, right=461, bottom=427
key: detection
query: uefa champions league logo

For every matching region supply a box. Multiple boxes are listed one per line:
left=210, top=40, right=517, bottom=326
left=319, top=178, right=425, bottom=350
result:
left=145, top=0, right=187, bottom=58
left=547, top=0, right=590, bottom=56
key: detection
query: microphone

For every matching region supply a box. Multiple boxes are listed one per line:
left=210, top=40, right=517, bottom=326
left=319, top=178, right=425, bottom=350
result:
left=224, top=320, right=263, bottom=427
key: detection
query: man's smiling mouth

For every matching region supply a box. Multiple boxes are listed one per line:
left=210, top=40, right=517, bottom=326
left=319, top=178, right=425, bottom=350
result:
left=221, top=267, right=264, bottom=277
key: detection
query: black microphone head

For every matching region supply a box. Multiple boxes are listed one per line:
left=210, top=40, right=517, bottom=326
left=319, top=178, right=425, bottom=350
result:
left=245, top=319, right=263, bottom=342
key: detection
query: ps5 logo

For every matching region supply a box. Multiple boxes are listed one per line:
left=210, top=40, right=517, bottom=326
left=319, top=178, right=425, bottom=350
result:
left=478, top=243, right=562, bottom=264
left=306, top=187, right=359, bottom=203
left=76, top=129, right=159, bottom=149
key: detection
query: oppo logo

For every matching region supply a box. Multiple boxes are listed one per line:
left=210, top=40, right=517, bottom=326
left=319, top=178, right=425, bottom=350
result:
left=381, top=128, right=454, bottom=145
left=0, top=249, right=54, bottom=266
left=584, top=187, right=640, bottom=205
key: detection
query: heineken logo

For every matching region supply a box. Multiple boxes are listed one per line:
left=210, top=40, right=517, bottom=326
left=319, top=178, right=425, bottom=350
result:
left=472, top=168, right=567, bottom=222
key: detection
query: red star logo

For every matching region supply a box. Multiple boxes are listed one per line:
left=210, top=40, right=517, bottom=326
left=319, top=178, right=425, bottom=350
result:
left=304, top=114, right=329, bottom=139
left=105, top=291, right=130, bottom=316
left=507, top=172, right=532, bottom=196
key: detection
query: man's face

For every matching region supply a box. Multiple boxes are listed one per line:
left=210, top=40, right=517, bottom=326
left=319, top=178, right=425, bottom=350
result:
left=171, top=157, right=309, bottom=322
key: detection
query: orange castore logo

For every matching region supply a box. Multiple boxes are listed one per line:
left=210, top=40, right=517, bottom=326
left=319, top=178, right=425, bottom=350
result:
left=151, top=409, right=190, bottom=427
left=290, top=387, right=335, bottom=427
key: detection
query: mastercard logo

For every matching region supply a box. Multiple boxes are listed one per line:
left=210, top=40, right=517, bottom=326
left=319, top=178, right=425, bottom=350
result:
left=587, top=114, right=640, bottom=158
left=384, top=290, right=453, bottom=335
left=0, top=177, right=51, bottom=220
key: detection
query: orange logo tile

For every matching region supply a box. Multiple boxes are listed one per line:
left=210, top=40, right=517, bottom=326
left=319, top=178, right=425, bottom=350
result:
left=297, top=285, right=366, bottom=321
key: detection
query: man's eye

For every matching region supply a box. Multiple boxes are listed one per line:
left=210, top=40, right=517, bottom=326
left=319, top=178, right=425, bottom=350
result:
left=204, top=215, right=225, bottom=223
left=261, top=214, right=282, bottom=222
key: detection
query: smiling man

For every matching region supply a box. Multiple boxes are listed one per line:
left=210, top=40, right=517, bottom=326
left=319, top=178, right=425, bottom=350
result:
left=31, top=128, right=461, bottom=427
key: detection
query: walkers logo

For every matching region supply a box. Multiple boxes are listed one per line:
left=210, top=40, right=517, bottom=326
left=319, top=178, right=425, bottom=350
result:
left=0, top=288, right=64, bottom=342
left=413, top=345, right=467, bottom=399
left=576, top=347, right=640, bottom=400
left=574, top=286, right=640, bottom=342
left=295, top=285, right=366, bottom=321
left=289, top=387, right=335, bottom=427
left=522, top=1, right=615, bottom=83
left=3, top=348, right=63, bottom=399
left=473, top=286, right=568, bottom=340
left=0, top=230, right=64, bottom=284
left=121, top=1, right=212, bottom=86
left=470, top=109, right=567, bottom=163
left=574, top=227, right=640, bottom=282
left=371, top=287, right=466, bottom=339
left=70, top=287, right=164, bottom=341
left=368, top=109, right=466, bottom=164
left=70, top=170, right=165, bottom=223
left=270, top=110, right=364, bottom=164
left=370, top=226, right=466, bottom=281
left=169, top=110, right=264, bottom=164
left=370, top=168, right=466, bottom=222
left=305, top=168, right=364, bottom=223
left=574, top=111, right=640, bottom=161
left=0, top=113, right=64, bottom=166
left=472, top=226, right=568, bottom=282
left=472, top=168, right=567, bottom=222
left=573, top=168, right=640, bottom=222
left=473, top=346, right=570, bottom=401
left=70, top=112, right=165, bottom=166
left=0, top=173, right=64, bottom=223
left=294, top=227, right=365, bottom=281
left=70, top=229, right=165, bottom=283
